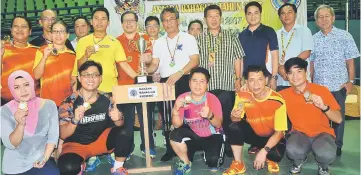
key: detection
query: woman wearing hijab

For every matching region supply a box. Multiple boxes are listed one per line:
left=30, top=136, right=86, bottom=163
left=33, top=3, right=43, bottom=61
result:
left=1, top=70, right=60, bottom=175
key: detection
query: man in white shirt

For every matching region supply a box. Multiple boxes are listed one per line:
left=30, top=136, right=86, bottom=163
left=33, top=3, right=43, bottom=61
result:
left=146, top=7, right=200, bottom=162
left=71, top=16, right=91, bottom=49
left=276, top=3, right=313, bottom=91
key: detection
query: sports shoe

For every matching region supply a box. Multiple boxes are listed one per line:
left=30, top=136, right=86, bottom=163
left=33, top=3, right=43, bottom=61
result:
left=107, top=153, right=115, bottom=166
left=174, top=160, right=192, bottom=175
left=290, top=158, right=307, bottom=174
left=266, top=159, right=280, bottom=173
left=318, top=165, right=330, bottom=175
left=85, top=156, right=101, bottom=172
left=110, top=167, right=129, bottom=175
left=336, top=147, right=342, bottom=156
left=210, top=167, right=220, bottom=172
left=141, top=148, right=157, bottom=158
left=223, top=160, right=246, bottom=175
left=248, top=145, right=259, bottom=155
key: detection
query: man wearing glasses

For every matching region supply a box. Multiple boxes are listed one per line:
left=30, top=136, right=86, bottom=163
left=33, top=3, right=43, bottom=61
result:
left=30, top=9, right=74, bottom=51
left=145, top=7, right=200, bottom=162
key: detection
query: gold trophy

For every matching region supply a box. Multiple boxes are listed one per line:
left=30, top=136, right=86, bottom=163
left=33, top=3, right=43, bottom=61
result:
left=135, top=34, right=152, bottom=84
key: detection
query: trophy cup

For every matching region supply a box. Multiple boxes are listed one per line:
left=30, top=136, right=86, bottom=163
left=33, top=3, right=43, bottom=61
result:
left=135, top=34, right=153, bottom=84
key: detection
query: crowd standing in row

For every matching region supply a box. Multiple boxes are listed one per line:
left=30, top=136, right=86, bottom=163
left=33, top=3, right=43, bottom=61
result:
left=1, top=1, right=359, bottom=175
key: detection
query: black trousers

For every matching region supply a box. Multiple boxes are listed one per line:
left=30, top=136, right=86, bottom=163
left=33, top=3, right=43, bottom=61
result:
left=58, top=127, right=132, bottom=175
left=228, top=120, right=286, bottom=162
left=170, top=126, right=225, bottom=168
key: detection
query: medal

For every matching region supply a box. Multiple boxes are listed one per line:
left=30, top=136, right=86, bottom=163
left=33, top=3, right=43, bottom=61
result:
left=237, top=102, right=243, bottom=109
left=127, top=56, right=132, bottom=61
left=169, top=60, right=175, bottom=67
left=83, top=102, right=91, bottom=110
left=51, top=48, right=58, bottom=56
left=19, top=102, right=28, bottom=110
left=94, top=44, right=100, bottom=52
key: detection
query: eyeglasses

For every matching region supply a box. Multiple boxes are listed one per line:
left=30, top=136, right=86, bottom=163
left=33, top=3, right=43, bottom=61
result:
left=81, top=73, right=100, bottom=79
left=41, top=17, right=56, bottom=22
left=162, top=18, right=177, bottom=24
left=52, top=30, right=67, bottom=34
left=12, top=25, right=29, bottom=30
left=123, top=19, right=137, bottom=24
left=146, top=24, right=159, bottom=29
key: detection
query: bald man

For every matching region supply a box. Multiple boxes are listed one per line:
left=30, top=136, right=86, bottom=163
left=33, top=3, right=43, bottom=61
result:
left=30, top=9, right=74, bottom=51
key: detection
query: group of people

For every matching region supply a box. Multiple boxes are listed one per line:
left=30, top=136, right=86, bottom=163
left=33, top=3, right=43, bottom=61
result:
left=0, top=1, right=359, bottom=175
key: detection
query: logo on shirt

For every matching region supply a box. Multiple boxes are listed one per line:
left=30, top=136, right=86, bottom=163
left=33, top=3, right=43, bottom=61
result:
left=271, top=0, right=301, bottom=10
left=176, top=44, right=183, bottom=51
left=80, top=113, right=106, bottom=124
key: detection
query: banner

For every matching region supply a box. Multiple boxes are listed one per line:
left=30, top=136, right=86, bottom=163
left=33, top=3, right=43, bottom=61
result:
left=105, top=0, right=307, bottom=37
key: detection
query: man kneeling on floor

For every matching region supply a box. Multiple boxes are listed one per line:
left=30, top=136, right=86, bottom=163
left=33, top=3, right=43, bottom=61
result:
left=280, top=57, right=342, bottom=175
left=57, top=61, right=133, bottom=175
left=170, top=67, right=225, bottom=175
left=223, top=65, right=287, bottom=175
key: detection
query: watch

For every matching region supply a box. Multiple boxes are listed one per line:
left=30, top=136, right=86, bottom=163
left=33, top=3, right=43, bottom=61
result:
left=349, top=80, right=355, bottom=84
left=321, top=105, right=330, bottom=113
left=264, top=146, right=271, bottom=152
left=71, top=118, right=80, bottom=125
left=271, top=75, right=278, bottom=80
left=178, top=70, right=184, bottom=76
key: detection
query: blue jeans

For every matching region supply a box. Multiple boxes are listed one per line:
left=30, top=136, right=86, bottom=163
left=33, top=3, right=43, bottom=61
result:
left=6, top=159, right=59, bottom=175
left=331, top=88, right=347, bottom=148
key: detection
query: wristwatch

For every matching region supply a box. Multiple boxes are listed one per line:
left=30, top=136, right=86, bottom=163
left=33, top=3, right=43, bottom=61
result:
left=271, top=75, right=278, bottom=80
left=264, top=146, right=271, bottom=152
left=349, top=80, right=355, bottom=84
left=321, top=105, right=330, bottom=113
left=71, top=118, right=80, bottom=125
left=178, top=69, right=185, bottom=76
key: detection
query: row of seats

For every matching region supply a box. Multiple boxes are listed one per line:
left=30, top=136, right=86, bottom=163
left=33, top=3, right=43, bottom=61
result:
left=1, top=0, right=104, bottom=17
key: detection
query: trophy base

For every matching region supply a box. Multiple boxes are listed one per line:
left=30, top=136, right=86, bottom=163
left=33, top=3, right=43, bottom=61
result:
left=135, top=75, right=153, bottom=84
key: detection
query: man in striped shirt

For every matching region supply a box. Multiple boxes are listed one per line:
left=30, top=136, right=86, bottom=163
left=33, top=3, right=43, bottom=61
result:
left=196, top=4, right=245, bottom=157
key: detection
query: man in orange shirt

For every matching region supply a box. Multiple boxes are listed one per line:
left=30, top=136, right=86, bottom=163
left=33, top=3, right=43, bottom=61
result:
left=116, top=11, right=156, bottom=158
left=223, top=66, right=287, bottom=175
left=280, top=57, right=342, bottom=175
left=1, top=16, right=39, bottom=104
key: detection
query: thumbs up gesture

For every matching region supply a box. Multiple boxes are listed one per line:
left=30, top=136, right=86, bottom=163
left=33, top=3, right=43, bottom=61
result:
left=199, top=100, right=212, bottom=119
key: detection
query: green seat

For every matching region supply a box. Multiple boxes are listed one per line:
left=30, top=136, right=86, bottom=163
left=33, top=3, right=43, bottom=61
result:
left=35, top=0, right=45, bottom=10
left=16, top=0, right=25, bottom=12
left=6, top=0, right=15, bottom=19
left=99, top=0, right=104, bottom=5
left=88, top=0, right=97, bottom=5
left=45, top=0, right=54, bottom=9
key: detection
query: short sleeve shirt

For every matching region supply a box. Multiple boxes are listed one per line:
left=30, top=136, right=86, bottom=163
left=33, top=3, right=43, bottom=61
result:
left=152, top=31, right=199, bottom=78
left=279, top=83, right=340, bottom=137
left=239, top=24, right=279, bottom=73
left=233, top=90, right=287, bottom=137
left=277, top=24, right=313, bottom=86
left=177, top=92, right=223, bottom=137
left=74, top=34, right=127, bottom=93
left=310, top=27, right=360, bottom=91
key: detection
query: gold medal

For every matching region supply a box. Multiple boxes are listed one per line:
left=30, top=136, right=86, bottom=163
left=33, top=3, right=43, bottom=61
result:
left=51, top=48, right=58, bottom=56
left=4, top=35, right=11, bottom=43
left=83, top=102, right=91, bottom=110
left=209, top=52, right=215, bottom=62
left=127, top=56, right=132, bottom=61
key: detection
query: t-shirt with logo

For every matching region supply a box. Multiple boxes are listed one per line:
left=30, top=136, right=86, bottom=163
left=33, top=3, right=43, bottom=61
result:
left=58, top=91, right=114, bottom=145
left=73, top=34, right=127, bottom=93
left=233, top=89, right=288, bottom=137
left=177, top=92, right=223, bottom=137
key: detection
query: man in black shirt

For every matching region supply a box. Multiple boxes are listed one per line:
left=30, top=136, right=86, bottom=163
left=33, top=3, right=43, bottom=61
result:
left=30, top=9, right=74, bottom=51
left=57, top=61, right=132, bottom=175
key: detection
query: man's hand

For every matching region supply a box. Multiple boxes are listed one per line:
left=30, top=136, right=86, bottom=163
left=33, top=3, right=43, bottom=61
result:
left=235, top=79, right=241, bottom=92
left=85, top=46, right=96, bottom=58
left=310, top=94, right=327, bottom=110
left=166, top=71, right=182, bottom=86
left=253, top=148, right=267, bottom=170
left=141, top=53, right=152, bottom=64
left=269, top=78, right=277, bottom=90
left=278, top=66, right=288, bottom=81
left=340, top=82, right=353, bottom=95
left=230, top=108, right=243, bottom=122
left=74, top=106, right=86, bottom=122
left=109, top=104, right=123, bottom=122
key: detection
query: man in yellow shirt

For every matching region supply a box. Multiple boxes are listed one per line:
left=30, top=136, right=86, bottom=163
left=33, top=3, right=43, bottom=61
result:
left=74, top=7, right=137, bottom=93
